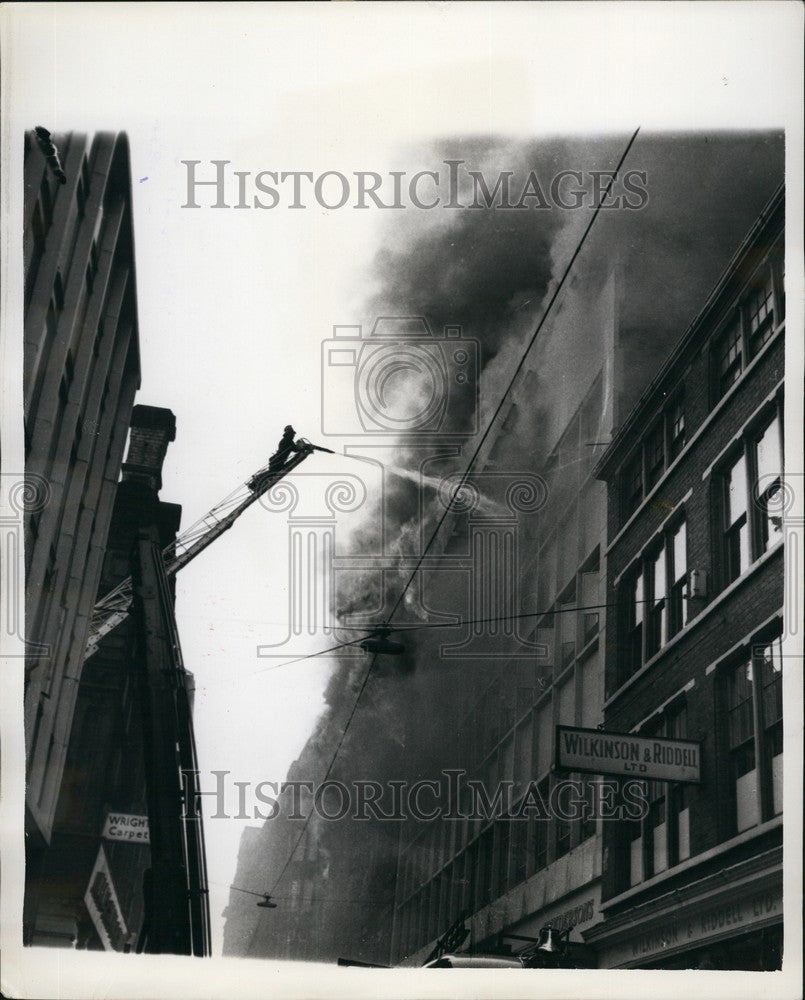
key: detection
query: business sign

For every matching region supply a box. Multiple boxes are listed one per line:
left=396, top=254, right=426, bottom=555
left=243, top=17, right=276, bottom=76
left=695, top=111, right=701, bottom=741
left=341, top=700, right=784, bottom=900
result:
left=84, top=846, right=129, bottom=951
left=592, top=873, right=782, bottom=968
left=555, top=726, right=701, bottom=783
left=103, top=812, right=150, bottom=844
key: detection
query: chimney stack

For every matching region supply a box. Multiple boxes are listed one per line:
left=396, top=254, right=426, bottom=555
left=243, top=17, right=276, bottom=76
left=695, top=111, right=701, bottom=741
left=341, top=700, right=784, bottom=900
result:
left=121, top=405, right=177, bottom=493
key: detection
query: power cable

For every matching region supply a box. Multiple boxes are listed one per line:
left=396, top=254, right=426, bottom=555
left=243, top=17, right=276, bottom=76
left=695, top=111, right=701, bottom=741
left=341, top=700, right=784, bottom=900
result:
left=226, top=883, right=393, bottom=905
left=252, top=599, right=655, bottom=674
left=386, top=127, right=640, bottom=626
left=252, top=127, right=641, bottom=915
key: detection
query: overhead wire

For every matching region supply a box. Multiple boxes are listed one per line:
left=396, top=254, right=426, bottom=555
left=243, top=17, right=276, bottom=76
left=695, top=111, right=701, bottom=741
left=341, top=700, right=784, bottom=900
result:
left=250, top=127, right=641, bottom=912
left=225, top=883, right=393, bottom=905
left=386, top=127, right=640, bottom=626
left=251, top=599, right=656, bottom=674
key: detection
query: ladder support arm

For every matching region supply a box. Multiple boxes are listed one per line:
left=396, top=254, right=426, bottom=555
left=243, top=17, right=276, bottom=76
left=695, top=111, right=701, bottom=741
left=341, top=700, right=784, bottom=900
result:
left=84, top=445, right=315, bottom=660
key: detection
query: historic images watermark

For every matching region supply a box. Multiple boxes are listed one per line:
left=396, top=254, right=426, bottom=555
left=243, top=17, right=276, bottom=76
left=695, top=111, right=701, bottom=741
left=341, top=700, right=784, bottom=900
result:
left=180, top=160, right=650, bottom=212
left=183, top=769, right=649, bottom=823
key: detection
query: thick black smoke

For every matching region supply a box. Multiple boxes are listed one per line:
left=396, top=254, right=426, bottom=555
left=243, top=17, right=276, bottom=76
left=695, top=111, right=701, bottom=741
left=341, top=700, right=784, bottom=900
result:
left=224, top=131, right=784, bottom=964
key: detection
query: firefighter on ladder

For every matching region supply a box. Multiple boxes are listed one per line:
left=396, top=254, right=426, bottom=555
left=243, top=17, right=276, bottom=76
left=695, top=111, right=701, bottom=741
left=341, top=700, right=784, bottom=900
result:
left=248, top=426, right=303, bottom=491
left=268, top=425, right=303, bottom=471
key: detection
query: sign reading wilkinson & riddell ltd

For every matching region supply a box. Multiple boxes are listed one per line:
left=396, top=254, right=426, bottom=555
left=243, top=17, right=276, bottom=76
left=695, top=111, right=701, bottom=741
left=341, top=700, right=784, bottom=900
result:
left=555, top=726, right=701, bottom=783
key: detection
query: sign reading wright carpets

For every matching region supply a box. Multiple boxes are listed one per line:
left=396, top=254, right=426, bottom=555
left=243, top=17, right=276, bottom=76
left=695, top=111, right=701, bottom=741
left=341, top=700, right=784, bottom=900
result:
left=103, top=812, right=150, bottom=844
left=84, top=847, right=130, bottom=951
left=555, top=726, right=701, bottom=783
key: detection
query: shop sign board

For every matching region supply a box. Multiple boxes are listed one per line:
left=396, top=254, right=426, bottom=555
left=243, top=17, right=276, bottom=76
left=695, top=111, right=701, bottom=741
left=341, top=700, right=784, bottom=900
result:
left=555, top=725, right=701, bottom=783
left=597, top=879, right=783, bottom=968
left=103, top=812, right=150, bottom=844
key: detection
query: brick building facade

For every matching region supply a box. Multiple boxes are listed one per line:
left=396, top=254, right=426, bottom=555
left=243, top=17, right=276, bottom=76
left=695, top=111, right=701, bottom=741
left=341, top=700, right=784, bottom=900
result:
left=585, top=185, right=785, bottom=969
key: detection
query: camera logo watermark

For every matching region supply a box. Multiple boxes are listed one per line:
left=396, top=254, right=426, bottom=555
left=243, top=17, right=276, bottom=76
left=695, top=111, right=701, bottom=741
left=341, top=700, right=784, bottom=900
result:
left=755, top=471, right=803, bottom=641
left=257, top=313, right=547, bottom=660
left=321, top=318, right=479, bottom=438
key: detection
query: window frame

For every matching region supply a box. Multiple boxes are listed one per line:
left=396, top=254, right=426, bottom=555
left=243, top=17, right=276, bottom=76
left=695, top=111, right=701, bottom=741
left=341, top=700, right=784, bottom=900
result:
left=620, top=515, right=688, bottom=679
left=645, top=420, right=665, bottom=492
left=715, top=401, right=784, bottom=590
left=710, top=256, right=784, bottom=405
left=622, top=451, right=644, bottom=521
left=618, top=395, right=688, bottom=525
left=667, top=392, right=686, bottom=462
left=622, top=699, right=691, bottom=889
left=714, top=316, right=743, bottom=398
left=721, top=631, right=784, bottom=835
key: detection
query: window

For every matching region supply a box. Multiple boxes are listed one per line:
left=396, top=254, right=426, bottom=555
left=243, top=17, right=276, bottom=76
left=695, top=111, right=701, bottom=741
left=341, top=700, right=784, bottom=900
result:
left=623, top=702, right=691, bottom=889
left=666, top=703, right=691, bottom=863
left=625, top=571, right=644, bottom=676
left=494, top=818, right=511, bottom=897
left=755, top=414, right=784, bottom=554
left=746, top=272, right=774, bottom=357
left=623, top=454, right=643, bottom=519
left=554, top=776, right=572, bottom=859
left=628, top=806, right=643, bottom=886
left=86, top=240, right=99, bottom=293
left=645, top=773, right=668, bottom=877
left=622, top=517, right=687, bottom=675
left=715, top=319, right=742, bottom=397
left=510, top=808, right=528, bottom=886
left=668, top=521, right=688, bottom=635
left=39, top=175, right=54, bottom=229
left=645, top=422, right=665, bottom=491
left=76, top=173, right=87, bottom=216
left=579, top=776, right=598, bottom=842
left=759, top=639, right=783, bottom=817
left=723, top=454, right=749, bottom=584
left=25, top=202, right=47, bottom=308
left=668, top=395, right=686, bottom=460
left=558, top=593, right=576, bottom=669
left=646, top=546, right=667, bottom=657
left=513, top=717, right=531, bottom=799
left=53, top=270, right=65, bottom=309
left=718, top=409, right=783, bottom=588
left=711, top=258, right=782, bottom=403
left=583, top=612, right=599, bottom=644
left=476, top=829, right=493, bottom=908
left=532, top=778, right=549, bottom=872
left=619, top=396, right=688, bottom=523
left=726, top=635, right=783, bottom=833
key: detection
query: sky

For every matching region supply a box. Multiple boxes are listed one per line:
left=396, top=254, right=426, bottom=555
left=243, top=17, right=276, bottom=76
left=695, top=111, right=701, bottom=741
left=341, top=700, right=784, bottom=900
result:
left=1, top=3, right=803, bottom=997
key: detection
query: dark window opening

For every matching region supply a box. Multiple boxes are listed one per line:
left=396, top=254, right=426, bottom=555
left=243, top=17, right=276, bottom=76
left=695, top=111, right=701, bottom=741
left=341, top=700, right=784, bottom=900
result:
left=715, top=319, right=742, bottom=398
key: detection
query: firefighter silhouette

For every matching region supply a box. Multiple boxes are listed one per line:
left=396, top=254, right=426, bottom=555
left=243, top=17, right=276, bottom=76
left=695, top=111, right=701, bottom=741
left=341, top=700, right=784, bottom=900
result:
left=268, top=425, right=303, bottom=471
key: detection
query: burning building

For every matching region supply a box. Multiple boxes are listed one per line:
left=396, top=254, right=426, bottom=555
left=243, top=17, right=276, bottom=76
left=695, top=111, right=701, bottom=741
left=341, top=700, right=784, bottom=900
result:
left=222, top=132, right=784, bottom=967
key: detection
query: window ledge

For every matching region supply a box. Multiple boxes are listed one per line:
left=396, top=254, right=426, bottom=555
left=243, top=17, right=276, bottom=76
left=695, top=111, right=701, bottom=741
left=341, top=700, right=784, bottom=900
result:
left=606, top=322, right=784, bottom=556
left=604, top=539, right=784, bottom=710
left=600, top=814, right=782, bottom=912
